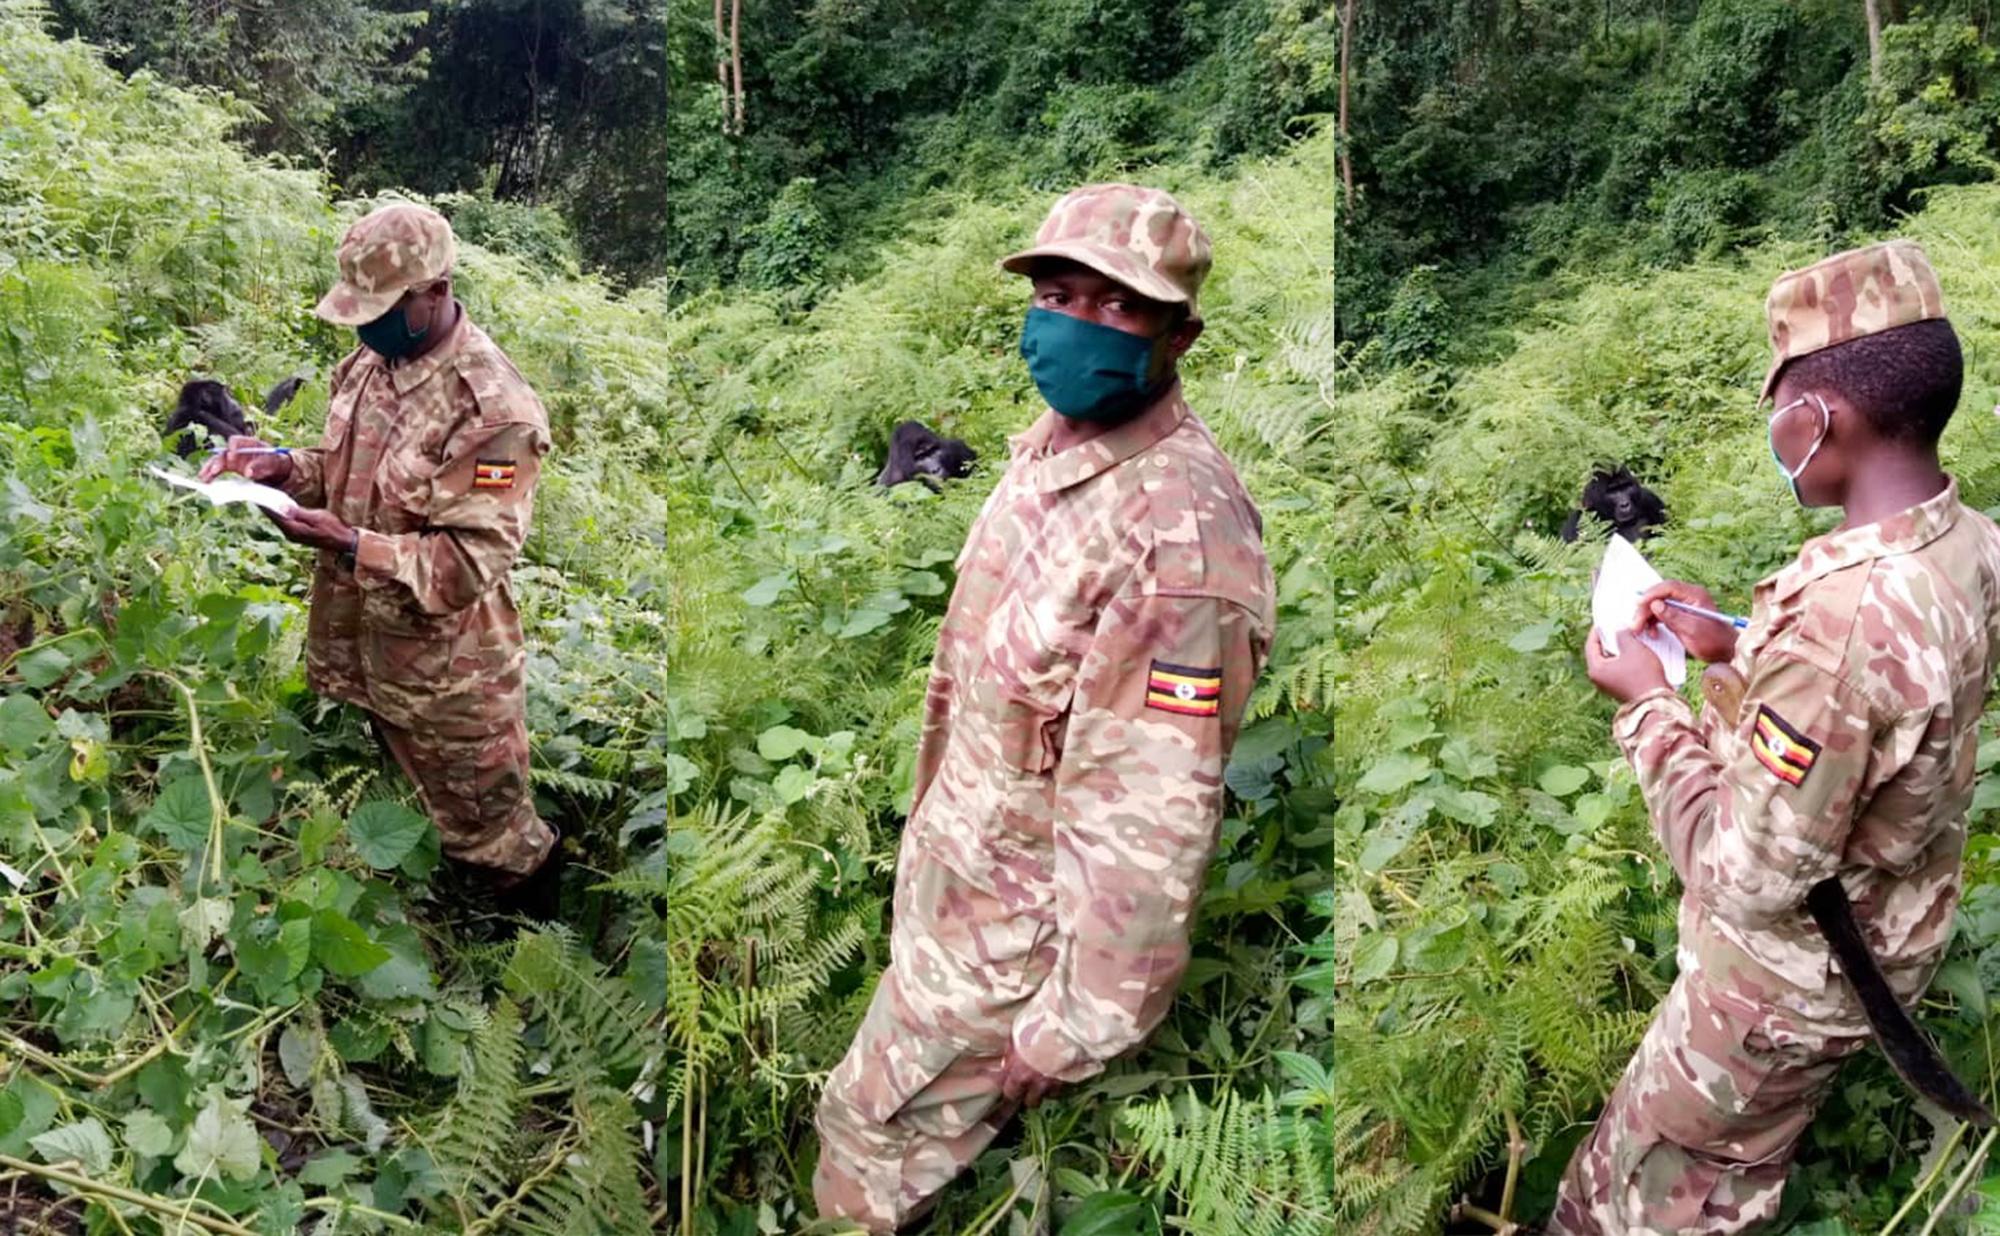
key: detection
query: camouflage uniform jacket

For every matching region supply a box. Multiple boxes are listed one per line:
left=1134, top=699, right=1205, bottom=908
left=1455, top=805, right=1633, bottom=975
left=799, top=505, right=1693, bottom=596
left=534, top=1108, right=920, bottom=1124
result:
left=284, top=310, right=552, bottom=736
left=1614, top=480, right=2000, bottom=1025
left=906, top=382, right=1276, bottom=1083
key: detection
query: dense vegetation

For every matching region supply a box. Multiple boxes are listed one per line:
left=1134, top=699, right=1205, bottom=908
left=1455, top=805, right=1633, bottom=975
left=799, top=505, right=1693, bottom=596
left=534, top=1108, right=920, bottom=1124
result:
left=661, top=126, right=1336, bottom=1236
left=1337, top=0, right=2000, bottom=1230
left=0, top=6, right=670, bottom=1231
left=0, top=2, right=1335, bottom=1234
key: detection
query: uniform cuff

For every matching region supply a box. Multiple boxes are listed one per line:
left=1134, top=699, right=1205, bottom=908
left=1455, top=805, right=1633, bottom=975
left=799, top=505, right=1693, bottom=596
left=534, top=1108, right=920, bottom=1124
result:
left=352, top=529, right=399, bottom=590
left=1612, top=688, right=1690, bottom=747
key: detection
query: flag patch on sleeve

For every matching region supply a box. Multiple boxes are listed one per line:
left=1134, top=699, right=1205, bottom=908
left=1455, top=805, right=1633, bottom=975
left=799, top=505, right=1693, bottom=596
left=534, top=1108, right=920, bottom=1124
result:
left=473, top=459, right=517, bottom=490
left=1751, top=704, right=1821, bottom=786
left=1146, top=661, right=1222, bottom=717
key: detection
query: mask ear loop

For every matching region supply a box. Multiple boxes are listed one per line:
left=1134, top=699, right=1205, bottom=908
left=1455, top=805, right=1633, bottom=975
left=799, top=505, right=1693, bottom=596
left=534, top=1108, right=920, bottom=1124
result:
left=1770, top=393, right=1831, bottom=482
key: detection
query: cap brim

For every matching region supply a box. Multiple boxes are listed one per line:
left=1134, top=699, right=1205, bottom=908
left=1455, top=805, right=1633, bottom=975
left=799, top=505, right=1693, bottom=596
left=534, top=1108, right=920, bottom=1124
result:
left=998, top=241, right=1190, bottom=306
left=314, top=281, right=402, bottom=327
left=1759, top=357, right=1785, bottom=404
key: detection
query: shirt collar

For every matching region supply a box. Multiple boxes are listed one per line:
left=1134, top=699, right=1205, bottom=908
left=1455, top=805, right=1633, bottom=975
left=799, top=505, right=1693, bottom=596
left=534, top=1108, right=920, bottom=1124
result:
left=1761, top=476, right=1964, bottom=606
left=386, top=305, right=470, bottom=395
left=1008, top=381, right=1190, bottom=495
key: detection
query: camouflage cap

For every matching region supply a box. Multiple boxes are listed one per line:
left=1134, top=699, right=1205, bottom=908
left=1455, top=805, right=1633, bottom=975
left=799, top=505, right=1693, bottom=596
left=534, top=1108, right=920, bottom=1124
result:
left=1761, top=238, right=1947, bottom=402
left=1000, top=184, right=1212, bottom=310
left=314, top=203, right=456, bottom=327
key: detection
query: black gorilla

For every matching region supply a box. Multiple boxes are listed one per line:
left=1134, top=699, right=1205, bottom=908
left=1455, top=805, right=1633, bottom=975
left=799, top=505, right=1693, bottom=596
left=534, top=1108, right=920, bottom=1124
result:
left=875, top=421, right=977, bottom=489
left=1560, top=465, right=1668, bottom=542
left=161, top=376, right=306, bottom=458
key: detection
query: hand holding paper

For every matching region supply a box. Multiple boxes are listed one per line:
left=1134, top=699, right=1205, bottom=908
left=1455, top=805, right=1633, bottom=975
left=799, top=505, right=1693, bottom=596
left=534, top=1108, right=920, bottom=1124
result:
left=1591, top=534, right=1686, bottom=688
left=147, top=465, right=299, bottom=515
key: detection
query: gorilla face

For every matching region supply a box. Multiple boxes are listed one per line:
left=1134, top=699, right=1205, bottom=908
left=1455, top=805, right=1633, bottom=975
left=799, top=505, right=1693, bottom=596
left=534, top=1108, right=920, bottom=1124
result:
left=876, top=421, right=977, bottom=489
left=1561, top=465, right=1668, bottom=542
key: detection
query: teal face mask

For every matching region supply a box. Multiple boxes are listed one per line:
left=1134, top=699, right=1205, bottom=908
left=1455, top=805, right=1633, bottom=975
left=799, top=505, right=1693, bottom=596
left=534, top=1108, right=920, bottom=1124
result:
left=1767, top=393, right=1830, bottom=504
left=356, top=303, right=430, bottom=360
left=1018, top=308, right=1171, bottom=423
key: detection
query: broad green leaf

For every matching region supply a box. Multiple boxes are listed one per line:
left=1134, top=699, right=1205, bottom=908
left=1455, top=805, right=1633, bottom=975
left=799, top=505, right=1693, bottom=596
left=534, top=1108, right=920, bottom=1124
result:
left=1061, top=1191, right=1160, bottom=1236
left=1508, top=619, right=1557, bottom=653
left=0, top=1092, right=20, bottom=1140
left=174, top=1095, right=261, bottom=1182
left=279, top=1024, right=321, bottom=1089
left=838, top=607, right=892, bottom=638
left=346, top=800, right=428, bottom=869
left=755, top=725, right=813, bottom=761
left=1538, top=764, right=1591, bottom=797
left=15, top=646, right=71, bottom=689
left=355, top=922, right=437, bottom=1002
left=1351, top=933, right=1397, bottom=984
left=237, top=915, right=312, bottom=990
left=1356, top=751, right=1431, bottom=796
left=1439, top=736, right=1499, bottom=782
left=145, top=776, right=213, bottom=851
left=1934, top=957, right=1988, bottom=1021
left=124, top=1108, right=176, bottom=1157
left=1573, top=792, right=1615, bottom=830
left=665, top=753, right=698, bottom=795
left=298, top=808, right=342, bottom=866
left=772, top=764, right=814, bottom=805
left=1357, top=824, right=1414, bottom=873
left=299, top=1148, right=364, bottom=1188
left=31, top=1117, right=114, bottom=1174
left=741, top=572, right=790, bottom=607
left=1272, top=1050, right=1333, bottom=1095
left=0, top=695, right=53, bottom=755
left=311, top=909, right=391, bottom=977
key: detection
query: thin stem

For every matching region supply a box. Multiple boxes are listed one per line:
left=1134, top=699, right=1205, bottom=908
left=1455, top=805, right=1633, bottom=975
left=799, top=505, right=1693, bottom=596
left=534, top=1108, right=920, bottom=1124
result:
left=0, top=1154, right=255, bottom=1236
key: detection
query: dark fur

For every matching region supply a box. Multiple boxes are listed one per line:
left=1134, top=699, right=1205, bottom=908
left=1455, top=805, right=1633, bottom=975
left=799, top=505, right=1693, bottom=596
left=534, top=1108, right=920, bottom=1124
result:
left=1807, top=878, right=1995, bottom=1126
left=876, top=421, right=977, bottom=490
left=1560, top=465, right=1668, bottom=542
left=161, top=376, right=305, bottom=457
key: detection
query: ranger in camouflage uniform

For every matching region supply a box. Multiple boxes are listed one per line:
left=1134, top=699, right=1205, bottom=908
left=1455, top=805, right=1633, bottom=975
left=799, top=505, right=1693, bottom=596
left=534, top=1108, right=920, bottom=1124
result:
left=813, top=185, right=1276, bottom=1232
left=204, top=203, right=558, bottom=888
left=1560, top=240, right=2000, bottom=1234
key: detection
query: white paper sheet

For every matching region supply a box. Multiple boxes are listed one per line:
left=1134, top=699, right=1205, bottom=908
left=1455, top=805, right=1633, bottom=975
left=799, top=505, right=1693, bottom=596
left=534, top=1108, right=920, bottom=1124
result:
left=147, top=465, right=298, bottom=515
left=1592, top=533, right=1686, bottom=687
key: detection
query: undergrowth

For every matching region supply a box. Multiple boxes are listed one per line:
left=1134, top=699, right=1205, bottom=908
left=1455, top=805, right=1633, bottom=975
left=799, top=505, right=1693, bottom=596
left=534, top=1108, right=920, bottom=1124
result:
left=0, top=4, right=672, bottom=1231
left=659, top=131, right=1336, bottom=1232
left=1336, top=184, right=2000, bottom=1231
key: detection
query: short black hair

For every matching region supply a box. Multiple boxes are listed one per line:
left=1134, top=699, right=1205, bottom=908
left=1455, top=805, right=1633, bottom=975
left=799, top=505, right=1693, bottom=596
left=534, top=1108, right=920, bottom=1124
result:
left=1779, top=318, right=1963, bottom=445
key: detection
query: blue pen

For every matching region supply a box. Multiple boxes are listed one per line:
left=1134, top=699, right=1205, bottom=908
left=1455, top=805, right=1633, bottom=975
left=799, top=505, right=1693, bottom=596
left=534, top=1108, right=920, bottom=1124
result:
left=1662, top=598, right=1749, bottom=630
left=209, top=446, right=290, bottom=456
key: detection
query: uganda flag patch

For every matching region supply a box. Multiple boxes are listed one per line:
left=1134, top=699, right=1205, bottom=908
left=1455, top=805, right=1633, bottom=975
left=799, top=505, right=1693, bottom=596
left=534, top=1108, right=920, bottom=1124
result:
left=1147, top=661, right=1222, bottom=718
left=1751, top=704, right=1821, bottom=787
left=473, top=458, right=517, bottom=490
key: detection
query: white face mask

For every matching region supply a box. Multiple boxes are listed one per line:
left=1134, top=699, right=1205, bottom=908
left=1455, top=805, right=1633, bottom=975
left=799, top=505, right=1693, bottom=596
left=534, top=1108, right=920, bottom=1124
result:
left=1768, top=392, right=1830, bottom=503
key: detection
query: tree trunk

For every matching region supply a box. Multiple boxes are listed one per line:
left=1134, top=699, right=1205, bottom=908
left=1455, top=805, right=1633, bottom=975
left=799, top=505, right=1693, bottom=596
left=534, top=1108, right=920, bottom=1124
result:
left=730, top=0, right=746, bottom=135
left=1864, top=0, right=1883, bottom=83
left=714, top=0, right=731, bottom=133
left=1339, top=0, right=1357, bottom=210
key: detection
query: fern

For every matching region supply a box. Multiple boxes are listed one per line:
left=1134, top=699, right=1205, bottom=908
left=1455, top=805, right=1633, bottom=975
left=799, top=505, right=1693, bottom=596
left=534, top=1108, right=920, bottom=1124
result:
left=1124, top=1088, right=1336, bottom=1236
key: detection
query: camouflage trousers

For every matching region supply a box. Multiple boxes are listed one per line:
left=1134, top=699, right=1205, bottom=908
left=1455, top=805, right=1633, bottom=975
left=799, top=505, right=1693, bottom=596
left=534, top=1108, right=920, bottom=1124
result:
left=814, top=843, right=1058, bottom=1233
left=1548, top=971, right=1866, bottom=1236
left=371, top=714, right=555, bottom=880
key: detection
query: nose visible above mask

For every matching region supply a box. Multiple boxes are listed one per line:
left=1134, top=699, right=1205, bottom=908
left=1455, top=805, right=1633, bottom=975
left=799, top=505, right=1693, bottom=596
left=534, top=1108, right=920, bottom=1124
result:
left=1768, top=392, right=1830, bottom=503
left=1018, top=307, right=1172, bottom=424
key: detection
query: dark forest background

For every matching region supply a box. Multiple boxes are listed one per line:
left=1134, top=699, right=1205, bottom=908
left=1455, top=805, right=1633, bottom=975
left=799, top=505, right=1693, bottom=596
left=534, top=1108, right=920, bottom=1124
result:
left=48, top=0, right=1336, bottom=294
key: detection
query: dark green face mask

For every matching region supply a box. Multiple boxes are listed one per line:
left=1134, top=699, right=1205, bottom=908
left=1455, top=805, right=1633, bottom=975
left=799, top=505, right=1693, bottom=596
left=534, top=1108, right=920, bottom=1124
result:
left=1018, top=307, right=1171, bottom=423
left=356, top=303, right=430, bottom=360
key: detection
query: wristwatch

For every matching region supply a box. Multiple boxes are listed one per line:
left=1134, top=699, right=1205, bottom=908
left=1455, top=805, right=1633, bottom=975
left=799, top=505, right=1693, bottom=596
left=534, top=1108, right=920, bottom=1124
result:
left=338, top=530, right=359, bottom=572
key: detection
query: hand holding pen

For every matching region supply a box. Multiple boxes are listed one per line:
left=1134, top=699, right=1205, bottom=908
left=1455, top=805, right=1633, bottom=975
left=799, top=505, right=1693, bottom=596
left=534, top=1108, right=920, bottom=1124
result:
left=1633, top=580, right=1742, bottom=665
left=200, top=435, right=295, bottom=487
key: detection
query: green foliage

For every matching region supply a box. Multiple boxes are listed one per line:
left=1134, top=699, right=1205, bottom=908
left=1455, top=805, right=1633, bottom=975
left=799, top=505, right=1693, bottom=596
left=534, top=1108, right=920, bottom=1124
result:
left=0, top=6, right=671, bottom=1228
left=659, top=128, right=1334, bottom=1230
left=1337, top=176, right=2000, bottom=1229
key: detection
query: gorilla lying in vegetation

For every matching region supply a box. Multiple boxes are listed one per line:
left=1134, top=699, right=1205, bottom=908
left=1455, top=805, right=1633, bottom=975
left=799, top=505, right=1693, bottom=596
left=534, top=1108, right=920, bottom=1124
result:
left=1560, top=465, right=1668, bottom=542
left=875, top=421, right=977, bottom=489
left=161, top=376, right=306, bottom=457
